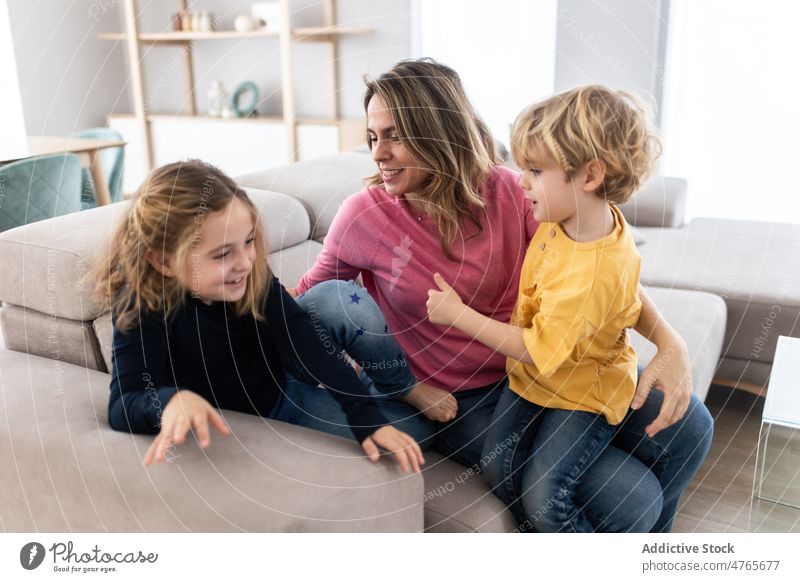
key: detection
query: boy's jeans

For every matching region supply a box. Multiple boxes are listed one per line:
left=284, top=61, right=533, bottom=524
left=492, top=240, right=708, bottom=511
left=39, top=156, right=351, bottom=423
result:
left=481, top=387, right=615, bottom=532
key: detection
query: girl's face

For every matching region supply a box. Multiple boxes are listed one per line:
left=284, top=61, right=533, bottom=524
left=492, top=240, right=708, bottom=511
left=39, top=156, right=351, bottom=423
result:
left=184, top=197, right=257, bottom=305
left=367, top=95, right=430, bottom=198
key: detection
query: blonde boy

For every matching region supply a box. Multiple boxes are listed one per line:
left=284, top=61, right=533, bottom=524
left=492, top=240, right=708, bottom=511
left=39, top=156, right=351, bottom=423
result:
left=426, top=85, right=660, bottom=531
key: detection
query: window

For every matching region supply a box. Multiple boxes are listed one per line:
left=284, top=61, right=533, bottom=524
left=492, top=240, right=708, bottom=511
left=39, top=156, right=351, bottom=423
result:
left=661, top=0, right=800, bottom=223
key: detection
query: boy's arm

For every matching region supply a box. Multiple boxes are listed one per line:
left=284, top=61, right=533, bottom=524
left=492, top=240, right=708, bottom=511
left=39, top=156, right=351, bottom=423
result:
left=426, top=273, right=533, bottom=364
left=631, top=285, right=693, bottom=436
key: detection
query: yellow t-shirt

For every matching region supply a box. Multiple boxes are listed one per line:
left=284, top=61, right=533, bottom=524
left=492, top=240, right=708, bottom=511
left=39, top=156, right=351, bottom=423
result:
left=506, top=204, right=642, bottom=425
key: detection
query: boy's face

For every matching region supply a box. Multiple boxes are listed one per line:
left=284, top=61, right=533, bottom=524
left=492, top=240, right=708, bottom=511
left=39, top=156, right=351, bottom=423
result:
left=517, top=152, right=579, bottom=225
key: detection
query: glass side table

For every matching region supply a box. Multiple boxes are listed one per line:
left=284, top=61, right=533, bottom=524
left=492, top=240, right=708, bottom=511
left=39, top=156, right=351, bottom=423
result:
left=750, top=335, right=800, bottom=532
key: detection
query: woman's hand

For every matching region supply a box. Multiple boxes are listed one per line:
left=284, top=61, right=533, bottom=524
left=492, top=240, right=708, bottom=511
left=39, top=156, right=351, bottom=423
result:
left=631, top=336, right=693, bottom=438
left=426, top=273, right=465, bottom=326
left=286, top=287, right=299, bottom=299
left=143, top=390, right=231, bottom=465
left=361, top=426, right=425, bottom=473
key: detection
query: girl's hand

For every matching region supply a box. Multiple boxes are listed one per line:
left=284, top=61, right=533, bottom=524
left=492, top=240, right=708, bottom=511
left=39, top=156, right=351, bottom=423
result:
left=286, top=287, right=299, bottom=299
left=426, top=273, right=465, bottom=326
left=143, top=390, right=231, bottom=465
left=361, top=426, right=425, bottom=473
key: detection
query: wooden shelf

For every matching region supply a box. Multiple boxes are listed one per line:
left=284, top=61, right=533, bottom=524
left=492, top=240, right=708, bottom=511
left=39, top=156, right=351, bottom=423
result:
left=110, top=0, right=358, bottom=167
left=98, top=26, right=372, bottom=44
left=292, top=26, right=373, bottom=41
left=147, top=112, right=284, bottom=124
left=111, top=112, right=350, bottom=126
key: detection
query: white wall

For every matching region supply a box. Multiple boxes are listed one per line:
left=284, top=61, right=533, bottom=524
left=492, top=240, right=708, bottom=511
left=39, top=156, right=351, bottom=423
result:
left=0, top=0, right=27, bottom=160
left=555, top=0, right=668, bottom=118
left=7, top=0, right=131, bottom=136
left=412, top=0, right=558, bottom=148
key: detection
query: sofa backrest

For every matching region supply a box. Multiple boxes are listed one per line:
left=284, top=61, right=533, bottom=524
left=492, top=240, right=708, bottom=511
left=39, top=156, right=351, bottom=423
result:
left=618, top=176, right=687, bottom=228
left=0, top=187, right=312, bottom=372
left=238, top=152, right=376, bottom=242
left=240, top=152, right=689, bottom=233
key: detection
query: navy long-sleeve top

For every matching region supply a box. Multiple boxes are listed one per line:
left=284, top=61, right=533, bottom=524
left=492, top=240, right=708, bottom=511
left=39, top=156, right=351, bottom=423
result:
left=108, top=277, right=389, bottom=442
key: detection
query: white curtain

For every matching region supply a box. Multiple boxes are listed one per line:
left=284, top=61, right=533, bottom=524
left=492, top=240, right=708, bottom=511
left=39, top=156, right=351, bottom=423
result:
left=0, top=0, right=28, bottom=160
left=662, top=0, right=800, bottom=224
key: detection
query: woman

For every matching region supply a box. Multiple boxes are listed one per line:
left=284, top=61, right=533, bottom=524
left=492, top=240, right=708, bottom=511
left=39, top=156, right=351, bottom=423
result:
left=283, top=58, right=712, bottom=532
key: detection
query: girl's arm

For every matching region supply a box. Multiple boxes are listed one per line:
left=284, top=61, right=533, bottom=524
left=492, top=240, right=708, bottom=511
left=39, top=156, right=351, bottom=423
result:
left=109, top=311, right=229, bottom=464
left=267, top=278, right=424, bottom=472
left=108, top=312, right=180, bottom=434
left=426, top=273, right=533, bottom=363
left=631, top=285, right=693, bottom=437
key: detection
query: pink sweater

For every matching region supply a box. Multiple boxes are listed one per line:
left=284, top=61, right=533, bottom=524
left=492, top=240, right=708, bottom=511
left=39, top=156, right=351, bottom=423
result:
left=297, top=165, right=538, bottom=392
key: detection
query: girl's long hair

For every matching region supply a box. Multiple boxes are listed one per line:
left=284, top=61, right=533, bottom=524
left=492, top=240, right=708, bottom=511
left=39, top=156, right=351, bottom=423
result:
left=363, top=58, right=501, bottom=260
left=93, top=159, right=270, bottom=332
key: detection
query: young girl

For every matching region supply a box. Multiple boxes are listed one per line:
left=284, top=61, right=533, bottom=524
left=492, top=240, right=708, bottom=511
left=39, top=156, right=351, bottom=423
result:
left=95, top=159, right=424, bottom=473
left=426, top=85, right=661, bottom=530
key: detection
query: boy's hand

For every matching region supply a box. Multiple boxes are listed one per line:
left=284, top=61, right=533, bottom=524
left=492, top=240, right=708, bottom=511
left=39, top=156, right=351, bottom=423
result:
left=361, top=426, right=425, bottom=473
left=426, top=273, right=464, bottom=326
left=143, top=390, right=231, bottom=465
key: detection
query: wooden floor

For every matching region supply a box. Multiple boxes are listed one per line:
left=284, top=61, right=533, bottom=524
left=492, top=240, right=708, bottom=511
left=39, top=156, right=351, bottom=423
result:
left=673, top=385, right=800, bottom=533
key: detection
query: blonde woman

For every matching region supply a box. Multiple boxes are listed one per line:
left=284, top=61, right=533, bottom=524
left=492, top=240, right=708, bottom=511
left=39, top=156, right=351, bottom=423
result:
left=287, top=59, right=712, bottom=532
left=95, top=160, right=424, bottom=473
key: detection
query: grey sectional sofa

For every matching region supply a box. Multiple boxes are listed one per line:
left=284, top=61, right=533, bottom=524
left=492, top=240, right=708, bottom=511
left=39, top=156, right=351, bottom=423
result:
left=5, top=150, right=785, bottom=532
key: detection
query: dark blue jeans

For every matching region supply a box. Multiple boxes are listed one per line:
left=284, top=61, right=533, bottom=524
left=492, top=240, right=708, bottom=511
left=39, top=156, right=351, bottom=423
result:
left=482, top=387, right=616, bottom=532
left=283, top=280, right=714, bottom=532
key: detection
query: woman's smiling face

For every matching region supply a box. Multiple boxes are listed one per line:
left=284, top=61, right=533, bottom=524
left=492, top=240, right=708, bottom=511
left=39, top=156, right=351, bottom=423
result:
left=366, top=95, right=431, bottom=198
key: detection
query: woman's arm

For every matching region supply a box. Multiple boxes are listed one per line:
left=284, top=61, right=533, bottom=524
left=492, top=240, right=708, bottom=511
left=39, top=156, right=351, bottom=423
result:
left=631, top=285, right=693, bottom=437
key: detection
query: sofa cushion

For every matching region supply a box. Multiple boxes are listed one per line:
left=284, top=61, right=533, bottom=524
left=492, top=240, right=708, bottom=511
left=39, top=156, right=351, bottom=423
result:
left=421, top=452, right=517, bottom=532
left=637, top=218, right=800, bottom=381
left=1, top=304, right=106, bottom=371
left=238, top=152, right=376, bottom=241
left=632, top=286, right=727, bottom=401
left=0, top=349, right=424, bottom=532
left=269, top=240, right=324, bottom=289
left=0, top=188, right=310, bottom=322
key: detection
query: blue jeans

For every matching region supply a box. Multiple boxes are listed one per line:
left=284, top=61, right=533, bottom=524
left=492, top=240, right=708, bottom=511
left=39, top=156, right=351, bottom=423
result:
left=483, top=387, right=616, bottom=532
left=483, top=374, right=714, bottom=533
left=286, top=280, right=714, bottom=532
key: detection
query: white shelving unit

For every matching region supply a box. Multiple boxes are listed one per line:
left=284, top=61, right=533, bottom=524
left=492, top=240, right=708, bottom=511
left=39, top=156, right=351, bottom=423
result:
left=100, top=0, right=370, bottom=189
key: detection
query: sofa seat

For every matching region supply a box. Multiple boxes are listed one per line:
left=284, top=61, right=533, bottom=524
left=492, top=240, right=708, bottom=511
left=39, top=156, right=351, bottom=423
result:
left=0, top=349, right=423, bottom=532
left=637, top=217, right=800, bottom=388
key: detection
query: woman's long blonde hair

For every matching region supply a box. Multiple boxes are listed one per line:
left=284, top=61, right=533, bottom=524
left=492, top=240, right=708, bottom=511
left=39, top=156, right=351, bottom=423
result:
left=94, top=160, right=270, bottom=332
left=363, top=58, right=501, bottom=260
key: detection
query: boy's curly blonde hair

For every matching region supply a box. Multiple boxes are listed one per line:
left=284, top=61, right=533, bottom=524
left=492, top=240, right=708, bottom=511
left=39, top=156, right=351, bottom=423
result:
left=511, top=85, right=661, bottom=204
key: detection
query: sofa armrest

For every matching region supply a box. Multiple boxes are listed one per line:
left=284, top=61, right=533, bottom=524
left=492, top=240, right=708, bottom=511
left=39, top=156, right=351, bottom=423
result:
left=618, top=176, right=687, bottom=228
left=0, top=350, right=423, bottom=532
